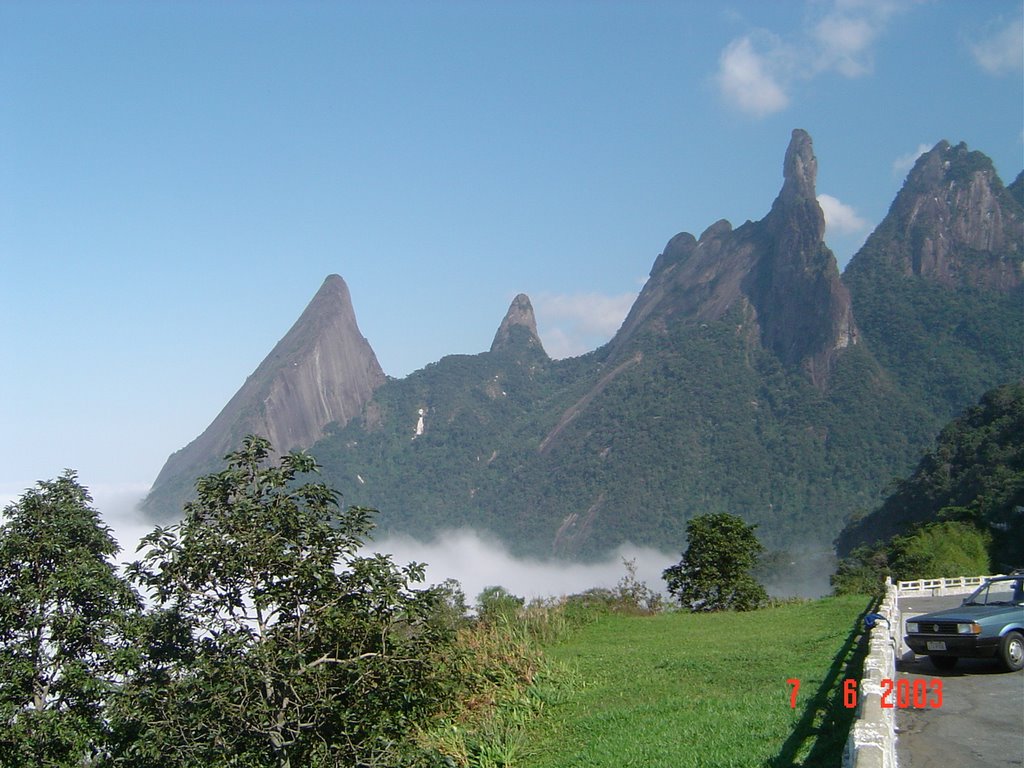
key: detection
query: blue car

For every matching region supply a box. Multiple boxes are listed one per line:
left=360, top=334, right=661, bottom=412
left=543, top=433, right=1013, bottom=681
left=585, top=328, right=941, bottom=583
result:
left=904, top=573, right=1024, bottom=672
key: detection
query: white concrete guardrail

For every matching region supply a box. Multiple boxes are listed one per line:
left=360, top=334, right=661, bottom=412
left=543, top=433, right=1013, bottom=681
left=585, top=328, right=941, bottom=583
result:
left=843, top=577, right=898, bottom=768
left=896, top=574, right=998, bottom=597
left=842, top=574, right=1001, bottom=768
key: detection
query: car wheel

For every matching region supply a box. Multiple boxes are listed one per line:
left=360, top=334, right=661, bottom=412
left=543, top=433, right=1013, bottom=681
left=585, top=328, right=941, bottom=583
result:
left=929, top=655, right=958, bottom=670
left=998, top=631, right=1024, bottom=672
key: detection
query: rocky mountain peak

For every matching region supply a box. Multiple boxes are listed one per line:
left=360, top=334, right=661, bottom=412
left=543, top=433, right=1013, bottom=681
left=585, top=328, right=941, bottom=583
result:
left=849, top=140, right=1023, bottom=290
left=490, top=293, right=546, bottom=356
left=610, top=129, right=855, bottom=386
left=765, top=128, right=825, bottom=242
left=779, top=128, right=818, bottom=204
left=1009, top=171, right=1024, bottom=208
left=315, top=273, right=352, bottom=309
left=142, top=274, right=386, bottom=519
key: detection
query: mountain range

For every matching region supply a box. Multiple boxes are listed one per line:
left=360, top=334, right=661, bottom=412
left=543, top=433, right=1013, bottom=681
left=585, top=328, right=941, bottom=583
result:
left=142, top=129, right=1023, bottom=560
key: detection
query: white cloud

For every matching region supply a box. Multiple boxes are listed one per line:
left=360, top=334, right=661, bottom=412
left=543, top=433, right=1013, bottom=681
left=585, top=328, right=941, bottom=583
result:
left=818, top=193, right=869, bottom=235
left=715, top=36, right=791, bottom=117
left=368, top=529, right=676, bottom=604
left=714, top=0, right=912, bottom=116
left=538, top=326, right=578, bottom=361
left=89, top=484, right=154, bottom=556
left=891, top=142, right=933, bottom=177
left=812, top=14, right=878, bottom=76
left=534, top=291, right=637, bottom=359
left=969, top=18, right=1024, bottom=75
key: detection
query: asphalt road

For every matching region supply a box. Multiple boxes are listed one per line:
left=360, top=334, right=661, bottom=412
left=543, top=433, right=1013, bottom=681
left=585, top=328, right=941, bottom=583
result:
left=896, top=594, right=1024, bottom=768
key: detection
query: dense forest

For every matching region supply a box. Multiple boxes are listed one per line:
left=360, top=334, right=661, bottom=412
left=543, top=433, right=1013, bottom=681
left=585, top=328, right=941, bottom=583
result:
left=833, top=382, right=1024, bottom=593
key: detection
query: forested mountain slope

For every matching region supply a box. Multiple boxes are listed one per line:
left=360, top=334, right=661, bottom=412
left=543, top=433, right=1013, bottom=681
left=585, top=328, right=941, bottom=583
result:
left=836, top=382, right=1024, bottom=570
left=145, top=132, right=1023, bottom=560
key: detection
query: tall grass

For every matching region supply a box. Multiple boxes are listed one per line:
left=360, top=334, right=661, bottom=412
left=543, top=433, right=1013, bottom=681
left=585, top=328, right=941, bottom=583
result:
left=415, top=590, right=871, bottom=768
left=518, top=595, right=872, bottom=768
left=416, top=599, right=586, bottom=767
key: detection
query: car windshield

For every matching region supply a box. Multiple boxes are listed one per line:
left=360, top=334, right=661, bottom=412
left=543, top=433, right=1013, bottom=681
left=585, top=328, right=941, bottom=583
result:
left=963, top=579, right=1024, bottom=606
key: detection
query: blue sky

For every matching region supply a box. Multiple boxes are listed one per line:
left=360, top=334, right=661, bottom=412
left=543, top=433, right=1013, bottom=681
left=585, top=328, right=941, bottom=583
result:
left=2, top=0, right=1022, bottom=513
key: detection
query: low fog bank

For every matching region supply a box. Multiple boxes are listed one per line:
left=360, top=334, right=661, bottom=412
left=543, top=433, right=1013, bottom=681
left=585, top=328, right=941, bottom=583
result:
left=367, top=529, right=678, bottom=604
left=757, top=550, right=837, bottom=601
left=82, top=491, right=675, bottom=600
left=7, top=487, right=833, bottom=602
left=373, top=531, right=836, bottom=602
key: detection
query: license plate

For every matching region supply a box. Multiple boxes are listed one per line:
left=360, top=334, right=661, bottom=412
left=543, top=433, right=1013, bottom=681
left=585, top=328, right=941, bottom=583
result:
left=926, top=641, right=947, bottom=651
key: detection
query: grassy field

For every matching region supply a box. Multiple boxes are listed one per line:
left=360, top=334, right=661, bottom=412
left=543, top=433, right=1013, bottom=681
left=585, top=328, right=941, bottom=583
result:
left=514, top=595, right=873, bottom=768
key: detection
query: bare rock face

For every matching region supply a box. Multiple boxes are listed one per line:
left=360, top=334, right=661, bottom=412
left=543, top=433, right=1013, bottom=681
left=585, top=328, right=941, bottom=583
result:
left=612, top=129, right=857, bottom=386
left=860, top=141, right=1023, bottom=289
left=751, top=129, right=858, bottom=384
left=490, top=293, right=547, bottom=357
left=142, top=274, right=385, bottom=518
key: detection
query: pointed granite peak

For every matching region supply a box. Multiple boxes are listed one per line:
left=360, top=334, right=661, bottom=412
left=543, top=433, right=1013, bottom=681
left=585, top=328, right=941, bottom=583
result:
left=611, top=128, right=854, bottom=388
left=767, top=128, right=825, bottom=243
left=848, top=139, right=1023, bottom=290
left=904, top=140, right=993, bottom=189
left=490, top=293, right=546, bottom=356
left=294, top=274, right=357, bottom=332
left=779, top=128, right=818, bottom=205
left=142, top=273, right=386, bottom=520
left=319, top=272, right=350, bottom=298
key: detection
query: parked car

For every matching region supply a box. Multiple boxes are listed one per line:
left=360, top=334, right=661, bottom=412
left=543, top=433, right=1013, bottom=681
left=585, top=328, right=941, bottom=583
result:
left=904, top=573, right=1024, bottom=672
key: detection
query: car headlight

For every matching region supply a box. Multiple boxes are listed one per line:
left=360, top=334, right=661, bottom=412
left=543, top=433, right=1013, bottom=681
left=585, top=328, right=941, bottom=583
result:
left=957, top=623, right=982, bottom=635
left=906, top=622, right=919, bottom=633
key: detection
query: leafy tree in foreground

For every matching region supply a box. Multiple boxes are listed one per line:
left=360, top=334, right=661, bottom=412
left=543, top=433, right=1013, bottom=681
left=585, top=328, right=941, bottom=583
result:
left=0, top=471, right=139, bottom=767
left=663, top=513, right=768, bottom=612
left=114, top=436, right=453, bottom=768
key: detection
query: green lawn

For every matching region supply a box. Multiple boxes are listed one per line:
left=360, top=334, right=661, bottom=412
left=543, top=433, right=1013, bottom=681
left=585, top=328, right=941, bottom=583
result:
left=519, top=596, right=872, bottom=768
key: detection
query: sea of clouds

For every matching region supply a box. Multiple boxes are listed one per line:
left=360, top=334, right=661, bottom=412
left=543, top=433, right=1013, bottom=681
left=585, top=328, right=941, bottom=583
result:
left=2, top=484, right=831, bottom=602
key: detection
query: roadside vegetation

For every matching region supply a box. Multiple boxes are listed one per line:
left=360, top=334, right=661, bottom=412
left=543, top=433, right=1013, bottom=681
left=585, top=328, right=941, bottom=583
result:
left=833, top=382, right=1023, bottom=595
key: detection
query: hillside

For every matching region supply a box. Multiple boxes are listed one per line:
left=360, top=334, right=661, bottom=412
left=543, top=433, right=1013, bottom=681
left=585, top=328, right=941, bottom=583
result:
left=143, top=132, right=1023, bottom=560
left=836, top=382, right=1024, bottom=571
left=307, top=132, right=1020, bottom=557
left=843, top=141, right=1024, bottom=435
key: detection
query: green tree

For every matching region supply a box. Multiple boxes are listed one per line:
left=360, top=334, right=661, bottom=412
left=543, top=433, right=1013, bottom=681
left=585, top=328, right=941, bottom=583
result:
left=662, top=513, right=768, bottom=612
left=0, top=471, right=139, bottom=767
left=114, top=436, right=452, bottom=768
left=830, top=544, right=889, bottom=596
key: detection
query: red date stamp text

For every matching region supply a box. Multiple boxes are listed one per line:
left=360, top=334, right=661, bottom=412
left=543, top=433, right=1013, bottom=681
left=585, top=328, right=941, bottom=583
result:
left=786, top=678, right=943, bottom=709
